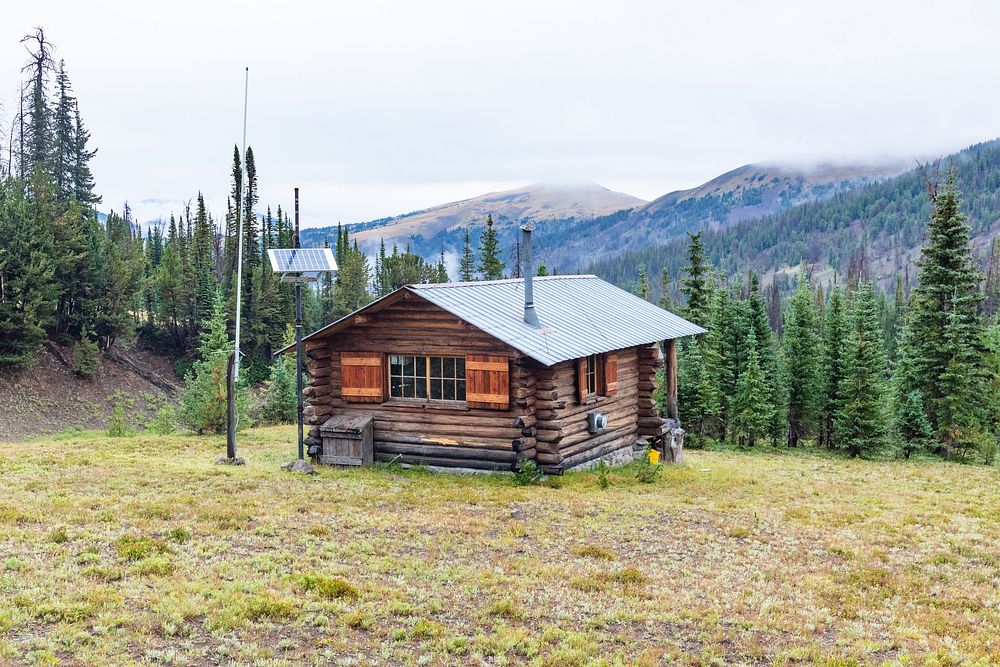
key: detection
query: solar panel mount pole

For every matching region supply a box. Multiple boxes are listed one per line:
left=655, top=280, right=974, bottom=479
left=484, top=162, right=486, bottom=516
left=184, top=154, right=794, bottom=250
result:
left=295, top=187, right=304, bottom=461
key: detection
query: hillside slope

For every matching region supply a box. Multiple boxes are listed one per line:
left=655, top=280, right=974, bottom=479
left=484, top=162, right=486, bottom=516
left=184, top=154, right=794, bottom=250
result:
left=590, top=139, right=1000, bottom=293
left=301, top=182, right=645, bottom=251
left=0, top=344, right=179, bottom=442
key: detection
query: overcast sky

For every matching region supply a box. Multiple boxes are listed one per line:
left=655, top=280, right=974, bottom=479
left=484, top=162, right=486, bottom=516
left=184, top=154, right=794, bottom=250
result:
left=2, top=1, right=998, bottom=227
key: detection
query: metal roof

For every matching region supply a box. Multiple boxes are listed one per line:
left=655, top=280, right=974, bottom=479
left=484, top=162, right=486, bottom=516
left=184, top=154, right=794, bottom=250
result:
left=409, top=275, right=705, bottom=366
left=284, top=275, right=706, bottom=366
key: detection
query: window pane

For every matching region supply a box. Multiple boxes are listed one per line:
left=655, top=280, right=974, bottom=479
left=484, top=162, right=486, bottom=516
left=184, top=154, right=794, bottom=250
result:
left=443, top=380, right=455, bottom=401
left=390, top=378, right=402, bottom=397
left=456, top=379, right=466, bottom=401
left=403, top=377, right=415, bottom=397
left=443, top=357, right=454, bottom=377
left=430, top=357, right=441, bottom=377
left=416, top=377, right=428, bottom=399
left=403, top=356, right=414, bottom=376
left=431, top=379, right=442, bottom=400
left=416, top=356, right=426, bottom=377
left=456, top=358, right=465, bottom=379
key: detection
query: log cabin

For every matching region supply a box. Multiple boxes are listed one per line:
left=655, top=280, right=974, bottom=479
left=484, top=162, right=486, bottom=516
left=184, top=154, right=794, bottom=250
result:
left=288, top=227, right=704, bottom=474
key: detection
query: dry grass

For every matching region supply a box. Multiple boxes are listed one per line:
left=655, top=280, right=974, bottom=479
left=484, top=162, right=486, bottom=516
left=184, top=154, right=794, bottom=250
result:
left=1, top=426, right=998, bottom=665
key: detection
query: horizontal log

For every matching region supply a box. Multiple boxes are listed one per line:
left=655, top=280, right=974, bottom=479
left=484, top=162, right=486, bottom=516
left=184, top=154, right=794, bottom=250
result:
left=511, top=437, right=536, bottom=451
left=535, top=399, right=567, bottom=411
left=534, top=439, right=561, bottom=455
left=517, top=448, right=537, bottom=460
left=558, top=426, right=636, bottom=459
left=374, top=452, right=515, bottom=472
left=303, top=384, right=332, bottom=398
left=307, top=348, right=332, bottom=360
left=535, top=451, right=564, bottom=465
left=536, top=429, right=564, bottom=444
left=514, top=396, right=537, bottom=408
left=514, top=414, right=536, bottom=429
left=375, top=421, right=518, bottom=440
left=377, top=441, right=517, bottom=463
left=520, top=426, right=537, bottom=437
left=559, top=417, right=638, bottom=450
left=304, top=340, right=329, bottom=351
left=561, top=436, right=637, bottom=471
left=308, top=376, right=331, bottom=387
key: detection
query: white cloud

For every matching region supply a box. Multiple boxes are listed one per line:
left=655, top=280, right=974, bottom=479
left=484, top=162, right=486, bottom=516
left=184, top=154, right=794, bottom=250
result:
left=2, top=0, right=997, bottom=226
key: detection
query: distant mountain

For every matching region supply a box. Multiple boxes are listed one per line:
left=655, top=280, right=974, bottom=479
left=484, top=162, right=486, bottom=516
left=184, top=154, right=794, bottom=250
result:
left=301, top=182, right=645, bottom=251
left=589, top=139, right=1000, bottom=295
left=537, top=161, right=907, bottom=269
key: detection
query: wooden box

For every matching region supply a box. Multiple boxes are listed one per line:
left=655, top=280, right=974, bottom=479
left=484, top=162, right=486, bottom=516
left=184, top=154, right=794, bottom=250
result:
left=318, top=415, right=374, bottom=466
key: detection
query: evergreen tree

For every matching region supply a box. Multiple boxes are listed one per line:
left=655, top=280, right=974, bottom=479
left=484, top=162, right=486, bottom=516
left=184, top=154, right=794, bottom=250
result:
left=819, top=285, right=848, bottom=448
left=835, top=282, right=888, bottom=458
left=731, top=331, right=772, bottom=447
left=459, top=226, right=476, bottom=281
left=681, top=232, right=711, bottom=325
left=51, top=60, right=76, bottom=201
left=72, top=326, right=100, bottom=379
left=784, top=277, right=821, bottom=446
left=906, top=172, right=989, bottom=457
left=478, top=215, right=505, bottom=280
left=70, top=106, right=100, bottom=206
left=20, top=28, right=55, bottom=177
left=634, top=264, right=650, bottom=301
left=658, top=267, right=671, bottom=310
left=261, top=325, right=298, bottom=424
left=179, top=292, right=250, bottom=434
left=536, top=264, right=548, bottom=277
left=0, top=179, right=57, bottom=368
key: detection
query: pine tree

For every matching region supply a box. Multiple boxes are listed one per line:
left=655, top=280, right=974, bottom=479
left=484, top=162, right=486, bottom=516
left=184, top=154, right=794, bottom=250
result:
left=19, top=28, right=55, bottom=177
left=634, top=264, right=650, bottom=301
left=536, top=264, right=548, bottom=277
left=71, top=106, right=100, bottom=206
left=784, top=277, right=821, bottom=446
left=261, top=325, right=298, bottom=424
left=179, top=292, right=250, bottom=434
left=835, top=282, right=888, bottom=458
left=731, top=331, right=772, bottom=447
left=0, top=178, right=57, bottom=368
left=906, top=171, right=989, bottom=456
left=51, top=60, right=76, bottom=201
left=819, top=285, right=848, bottom=448
left=681, top=232, right=711, bottom=326
left=658, top=267, right=671, bottom=310
left=460, top=226, right=475, bottom=281
left=478, top=215, right=505, bottom=280
left=72, top=326, right=100, bottom=379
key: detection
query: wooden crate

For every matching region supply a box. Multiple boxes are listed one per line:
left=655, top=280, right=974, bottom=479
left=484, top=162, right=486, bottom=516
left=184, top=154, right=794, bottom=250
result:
left=318, top=415, right=374, bottom=466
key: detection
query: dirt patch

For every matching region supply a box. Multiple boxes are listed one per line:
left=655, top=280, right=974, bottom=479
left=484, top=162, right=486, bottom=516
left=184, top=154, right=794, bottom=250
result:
left=0, top=343, right=180, bottom=442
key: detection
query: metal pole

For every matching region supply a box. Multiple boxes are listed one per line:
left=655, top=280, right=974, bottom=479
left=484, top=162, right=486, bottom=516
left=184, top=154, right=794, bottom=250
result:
left=295, top=187, right=304, bottom=460
left=226, top=352, right=237, bottom=459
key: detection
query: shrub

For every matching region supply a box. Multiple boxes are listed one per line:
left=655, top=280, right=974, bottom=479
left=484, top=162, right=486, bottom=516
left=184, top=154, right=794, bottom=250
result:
left=116, top=535, right=171, bottom=562
left=106, top=402, right=130, bottom=438
left=261, top=348, right=298, bottom=425
left=73, top=330, right=100, bottom=380
left=296, top=574, right=359, bottom=600
left=595, top=460, right=611, bottom=490
left=147, top=404, right=178, bottom=436
left=634, top=447, right=661, bottom=484
left=513, top=459, right=543, bottom=486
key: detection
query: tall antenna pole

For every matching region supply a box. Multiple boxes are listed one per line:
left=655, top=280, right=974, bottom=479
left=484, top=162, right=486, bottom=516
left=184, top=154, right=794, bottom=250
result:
left=227, top=67, right=249, bottom=462
left=234, top=66, right=249, bottom=378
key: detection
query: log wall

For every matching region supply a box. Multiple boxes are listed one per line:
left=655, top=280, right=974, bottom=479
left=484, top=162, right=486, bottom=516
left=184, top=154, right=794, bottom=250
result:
left=301, top=292, right=538, bottom=471
left=534, top=345, right=660, bottom=474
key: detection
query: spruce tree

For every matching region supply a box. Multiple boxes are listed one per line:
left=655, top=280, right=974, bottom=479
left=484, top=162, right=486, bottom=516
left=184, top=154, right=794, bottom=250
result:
left=732, top=331, right=772, bottom=447
left=906, top=172, right=989, bottom=457
left=681, top=232, right=711, bottom=325
left=635, top=264, right=650, bottom=300
left=835, top=282, right=888, bottom=458
left=460, top=226, right=475, bottom=281
left=819, top=285, right=848, bottom=448
left=659, top=267, right=671, bottom=310
left=784, top=277, right=821, bottom=446
left=0, top=179, right=57, bottom=368
left=478, top=215, right=505, bottom=280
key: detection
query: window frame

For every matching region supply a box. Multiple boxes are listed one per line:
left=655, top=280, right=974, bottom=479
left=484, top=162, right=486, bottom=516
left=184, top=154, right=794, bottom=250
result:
left=580, top=353, right=607, bottom=402
left=386, top=353, right=467, bottom=404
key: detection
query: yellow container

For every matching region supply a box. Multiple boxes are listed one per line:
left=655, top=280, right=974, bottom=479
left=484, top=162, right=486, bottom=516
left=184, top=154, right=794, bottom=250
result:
left=648, top=448, right=661, bottom=465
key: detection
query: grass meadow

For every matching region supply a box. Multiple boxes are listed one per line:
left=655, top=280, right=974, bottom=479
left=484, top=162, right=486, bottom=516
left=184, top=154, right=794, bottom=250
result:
left=0, top=426, right=998, bottom=665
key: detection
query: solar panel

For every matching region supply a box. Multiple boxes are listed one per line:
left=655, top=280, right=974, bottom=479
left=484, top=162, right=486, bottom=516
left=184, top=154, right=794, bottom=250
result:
left=267, top=248, right=338, bottom=274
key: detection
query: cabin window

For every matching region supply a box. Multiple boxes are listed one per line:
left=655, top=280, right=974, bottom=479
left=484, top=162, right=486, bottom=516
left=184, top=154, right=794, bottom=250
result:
left=388, top=355, right=466, bottom=401
left=585, top=354, right=599, bottom=396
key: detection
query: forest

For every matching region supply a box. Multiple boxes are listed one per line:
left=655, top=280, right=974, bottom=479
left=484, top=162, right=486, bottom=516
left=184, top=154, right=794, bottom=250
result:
left=1, top=28, right=998, bottom=464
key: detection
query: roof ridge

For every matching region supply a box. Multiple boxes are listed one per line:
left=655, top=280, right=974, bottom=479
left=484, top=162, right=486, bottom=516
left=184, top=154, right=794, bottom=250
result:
left=410, top=275, right=596, bottom=290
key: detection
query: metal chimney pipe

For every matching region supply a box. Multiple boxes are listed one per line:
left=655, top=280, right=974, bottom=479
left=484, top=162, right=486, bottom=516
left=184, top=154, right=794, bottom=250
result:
left=521, top=224, right=540, bottom=327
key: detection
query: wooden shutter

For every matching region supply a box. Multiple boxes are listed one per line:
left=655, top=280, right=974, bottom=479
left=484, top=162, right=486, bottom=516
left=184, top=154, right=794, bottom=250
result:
left=341, top=352, right=383, bottom=403
left=466, top=355, right=509, bottom=409
left=576, top=356, right=588, bottom=404
left=604, top=353, right=618, bottom=396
